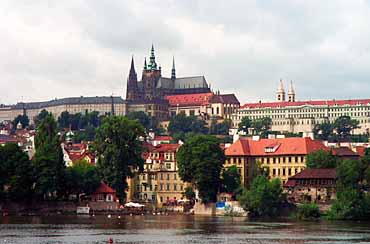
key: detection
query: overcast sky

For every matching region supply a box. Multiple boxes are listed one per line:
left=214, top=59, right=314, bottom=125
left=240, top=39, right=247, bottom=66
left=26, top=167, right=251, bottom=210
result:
left=1, top=1, right=370, bottom=105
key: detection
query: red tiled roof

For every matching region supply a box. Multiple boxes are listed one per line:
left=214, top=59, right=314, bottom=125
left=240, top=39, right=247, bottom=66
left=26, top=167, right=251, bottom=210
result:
left=151, top=143, right=180, bottom=153
left=154, top=135, right=173, bottom=141
left=289, top=168, right=336, bottom=179
left=356, top=146, right=366, bottom=157
left=165, top=93, right=214, bottom=107
left=241, top=99, right=370, bottom=109
left=209, top=94, right=240, bottom=104
left=93, top=182, right=116, bottom=194
left=225, top=137, right=328, bottom=156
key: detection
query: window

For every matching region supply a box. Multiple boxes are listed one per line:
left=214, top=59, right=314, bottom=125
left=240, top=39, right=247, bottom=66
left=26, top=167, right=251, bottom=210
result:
left=166, top=184, right=170, bottom=191
left=174, top=174, right=177, bottom=180
left=174, top=184, right=177, bottom=191
left=167, top=174, right=170, bottom=180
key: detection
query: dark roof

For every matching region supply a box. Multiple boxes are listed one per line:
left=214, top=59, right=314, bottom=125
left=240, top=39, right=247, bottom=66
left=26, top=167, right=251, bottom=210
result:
left=93, top=182, right=116, bottom=194
left=209, top=94, right=240, bottom=104
left=289, top=168, right=336, bottom=179
left=11, top=96, right=125, bottom=109
left=174, top=76, right=208, bottom=89
left=332, top=147, right=360, bottom=157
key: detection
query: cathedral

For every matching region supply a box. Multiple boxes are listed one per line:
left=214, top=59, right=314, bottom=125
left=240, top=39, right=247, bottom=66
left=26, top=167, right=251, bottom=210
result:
left=126, top=45, right=211, bottom=102
left=125, top=45, right=212, bottom=121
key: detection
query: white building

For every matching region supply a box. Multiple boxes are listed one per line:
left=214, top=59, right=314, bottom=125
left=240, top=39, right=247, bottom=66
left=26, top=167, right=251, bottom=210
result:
left=232, top=80, right=370, bottom=134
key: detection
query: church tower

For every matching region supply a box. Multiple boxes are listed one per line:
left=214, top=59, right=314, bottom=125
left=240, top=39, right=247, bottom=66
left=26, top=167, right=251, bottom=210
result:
left=288, top=80, right=296, bottom=102
left=276, top=79, right=286, bottom=102
left=141, top=44, right=162, bottom=100
left=126, top=56, right=139, bottom=101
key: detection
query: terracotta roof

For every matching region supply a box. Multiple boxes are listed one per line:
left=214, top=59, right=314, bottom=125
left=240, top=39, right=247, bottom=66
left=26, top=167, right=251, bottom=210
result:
left=241, top=99, right=370, bottom=109
left=153, top=135, right=173, bottom=141
left=289, top=168, right=336, bottom=179
left=151, top=143, right=180, bottom=153
left=93, top=182, right=116, bottom=194
left=332, top=147, right=360, bottom=157
left=356, top=146, right=367, bottom=157
left=165, top=93, right=213, bottom=107
left=225, top=137, right=328, bottom=156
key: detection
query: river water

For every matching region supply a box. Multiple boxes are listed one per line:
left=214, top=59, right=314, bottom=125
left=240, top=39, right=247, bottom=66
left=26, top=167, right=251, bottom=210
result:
left=1, top=215, right=370, bottom=244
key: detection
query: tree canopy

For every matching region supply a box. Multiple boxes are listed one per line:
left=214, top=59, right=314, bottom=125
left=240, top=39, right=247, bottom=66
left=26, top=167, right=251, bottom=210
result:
left=95, top=116, right=145, bottom=202
left=176, top=134, right=225, bottom=203
left=58, top=111, right=101, bottom=130
left=126, top=111, right=152, bottom=130
left=168, top=113, right=208, bottom=135
left=313, top=116, right=360, bottom=141
left=33, top=114, right=66, bottom=199
left=238, top=117, right=252, bottom=134
left=210, top=118, right=232, bottom=135
left=306, top=149, right=337, bottom=169
left=12, top=114, right=29, bottom=129
left=221, top=165, right=241, bottom=194
left=238, top=175, right=286, bottom=217
left=0, top=143, right=34, bottom=201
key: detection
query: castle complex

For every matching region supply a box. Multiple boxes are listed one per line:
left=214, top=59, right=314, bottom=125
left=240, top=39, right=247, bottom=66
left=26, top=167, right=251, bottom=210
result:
left=1, top=46, right=370, bottom=135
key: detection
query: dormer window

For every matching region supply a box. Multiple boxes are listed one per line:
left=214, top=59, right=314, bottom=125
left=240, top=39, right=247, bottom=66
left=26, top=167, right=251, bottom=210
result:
left=264, top=143, right=281, bottom=153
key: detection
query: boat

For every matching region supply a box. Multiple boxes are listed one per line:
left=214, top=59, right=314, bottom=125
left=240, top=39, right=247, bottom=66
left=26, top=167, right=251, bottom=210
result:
left=76, top=206, right=90, bottom=214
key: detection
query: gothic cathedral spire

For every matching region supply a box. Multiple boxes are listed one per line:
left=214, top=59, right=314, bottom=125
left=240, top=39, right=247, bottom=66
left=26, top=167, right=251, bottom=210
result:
left=148, top=44, right=158, bottom=70
left=171, top=56, right=176, bottom=80
left=126, top=56, right=139, bottom=101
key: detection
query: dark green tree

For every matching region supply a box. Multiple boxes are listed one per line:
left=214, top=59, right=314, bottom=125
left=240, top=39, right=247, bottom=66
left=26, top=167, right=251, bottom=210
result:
left=177, top=135, right=225, bottom=203
left=295, top=203, right=321, bottom=220
left=95, top=116, right=145, bottom=202
left=313, top=122, right=333, bottom=141
left=58, top=111, right=71, bottom=129
left=183, top=187, right=196, bottom=201
left=306, top=149, right=337, bottom=169
left=210, top=119, right=232, bottom=135
left=126, top=111, right=152, bottom=130
left=65, top=160, right=100, bottom=198
left=168, top=113, right=208, bottom=135
left=221, top=165, right=241, bottom=194
left=238, top=117, right=252, bottom=133
left=238, top=175, right=286, bottom=217
left=251, top=117, right=272, bottom=137
left=34, top=109, right=50, bottom=127
left=33, top=114, right=66, bottom=199
left=333, top=116, right=360, bottom=139
left=12, top=114, right=29, bottom=129
left=0, top=143, right=34, bottom=201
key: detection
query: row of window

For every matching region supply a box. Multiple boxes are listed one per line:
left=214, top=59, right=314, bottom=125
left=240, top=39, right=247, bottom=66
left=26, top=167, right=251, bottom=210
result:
left=136, top=183, right=184, bottom=192
left=138, top=173, right=178, bottom=181
left=270, top=167, right=303, bottom=177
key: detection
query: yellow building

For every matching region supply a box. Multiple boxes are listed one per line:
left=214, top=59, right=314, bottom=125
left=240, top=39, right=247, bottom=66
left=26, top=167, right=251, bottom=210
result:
left=127, top=143, right=190, bottom=207
left=225, top=137, right=329, bottom=185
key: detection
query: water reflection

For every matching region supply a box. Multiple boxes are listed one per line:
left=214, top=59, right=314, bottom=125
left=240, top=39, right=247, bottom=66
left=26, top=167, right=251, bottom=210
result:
left=1, top=215, right=370, bottom=244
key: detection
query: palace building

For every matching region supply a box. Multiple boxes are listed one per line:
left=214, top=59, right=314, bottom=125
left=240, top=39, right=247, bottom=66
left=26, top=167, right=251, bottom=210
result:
left=232, top=80, right=370, bottom=134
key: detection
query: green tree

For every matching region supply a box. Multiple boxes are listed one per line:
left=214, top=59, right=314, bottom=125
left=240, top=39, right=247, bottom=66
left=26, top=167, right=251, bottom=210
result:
left=251, top=117, right=272, bottom=137
left=58, top=111, right=71, bottom=129
left=336, top=159, right=365, bottom=190
left=333, top=116, right=360, bottom=139
left=168, top=113, right=208, bottom=135
left=306, top=149, right=337, bottom=169
left=34, top=109, right=50, bottom=127
left=177, top=135, right=225, bottom=203
left=210, top=118, right=232, bottom=135
left=0, top=143, right=34, bottom=201
left=33, top=114, right=66, bottom=199
left=313, top=122, right=333, bottom=141
left=65, top=160, right=100, bottom=198
left=238, top=117, right=252, bottom=134
left=238, top=175, right=286, bottom=217
left=183, top=187, right=196, bottom=201
left=95, top=116, right=145, bottom=202
left=12, top=114, right=30, bottom=129
left=221, top=165, right=241, bottom=194
left=126, top=111, right=152, bottom=130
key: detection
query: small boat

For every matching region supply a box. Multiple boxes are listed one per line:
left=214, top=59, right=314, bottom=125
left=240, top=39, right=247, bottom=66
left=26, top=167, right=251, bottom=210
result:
left=76, top=206, right=90, bottom=215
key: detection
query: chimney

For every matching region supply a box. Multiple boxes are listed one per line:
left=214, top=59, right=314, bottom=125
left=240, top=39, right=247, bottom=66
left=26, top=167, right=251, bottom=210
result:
left=252, top=135, right=260, bottom=141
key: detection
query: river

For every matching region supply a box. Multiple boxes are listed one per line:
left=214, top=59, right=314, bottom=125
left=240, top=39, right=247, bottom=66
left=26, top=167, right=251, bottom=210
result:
left=1, top=215, right=370, bottom=244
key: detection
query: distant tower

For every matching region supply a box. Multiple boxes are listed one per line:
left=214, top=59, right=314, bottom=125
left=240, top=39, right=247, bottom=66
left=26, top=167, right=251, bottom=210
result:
left=126, top=56, right=139, bottom=101
left=276, top=79, right=286, bottom=102
left=288, top=80, right=296, bottom=102
left=171, top=56, right=176, bottom=80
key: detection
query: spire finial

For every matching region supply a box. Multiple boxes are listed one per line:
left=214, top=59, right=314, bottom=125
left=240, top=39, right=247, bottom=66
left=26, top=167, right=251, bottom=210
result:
left=171, top=56, right=176, bottom=80
left=130, top=55, right=135, bottom=72
left=144, top=57, right=147, bottom=70
left=149, top=44, right=157, bottom=70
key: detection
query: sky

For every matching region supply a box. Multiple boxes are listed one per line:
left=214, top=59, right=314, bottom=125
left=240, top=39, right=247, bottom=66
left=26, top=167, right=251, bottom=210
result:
left=1, top=0, right=370, bottom=105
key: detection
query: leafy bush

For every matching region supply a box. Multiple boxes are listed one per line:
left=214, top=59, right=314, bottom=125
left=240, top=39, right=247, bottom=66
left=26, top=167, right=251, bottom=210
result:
left=295, top=203, right=320, bottom=220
